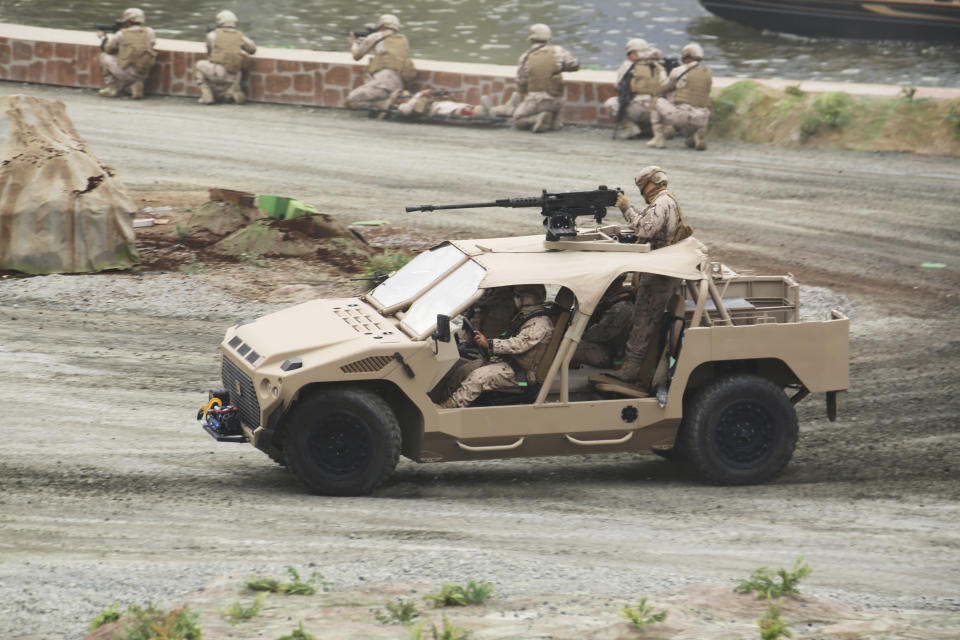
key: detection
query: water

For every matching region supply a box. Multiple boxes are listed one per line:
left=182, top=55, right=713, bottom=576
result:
left=2, top=0, right=958, bottom=87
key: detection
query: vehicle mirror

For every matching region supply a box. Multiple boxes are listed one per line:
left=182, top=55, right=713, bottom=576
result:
left=433, top=314, right=451, bottom=343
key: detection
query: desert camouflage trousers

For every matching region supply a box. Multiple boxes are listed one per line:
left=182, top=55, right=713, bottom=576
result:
left=651, top=100, right=710, bottom=137
left=571, top=299, right=633, bottom=369
left=623, top=274, right=679, bottom=366
left=513, top=91, right=563, bottom=129
left=99, top=53, right=151, bottom=88
left=345, top=69, right=404, bottom=108
left=450, top=361, right=521, bottom=407
left=603, top=94, right=655, bottom=128
left=195, top=60, right=243, bottom=98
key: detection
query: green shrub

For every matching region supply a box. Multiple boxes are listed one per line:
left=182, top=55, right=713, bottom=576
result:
left=424, top=580, right=494, bottom=607
left=813, top=92, right=853, bottom=129
left=376, top=598, right=421, bottom=624
left=247, top=567, right=327, bottom=595
left=758, top=599, right=794, bottom=640
left=735, top=558, right=812, bottom=599
left=365, top=251, right=411, bottom=277
left=799, top=115, right=822, bottom=141
left=175, top=224, right=190, bottom=242
left=88, top=603, right=121, bottom=631
left=898, top=86, right=917, bottom=101
left=219, top=593, right=267, bottom=625
left=784, top=85, right=805, bottom=97
left=409, top=613, right=470, bottom=640
left=119, top=603, right=202, bottom=640
left=276, top=621, right=316, bottom=640
left=620, top=597, right=668, bottom=629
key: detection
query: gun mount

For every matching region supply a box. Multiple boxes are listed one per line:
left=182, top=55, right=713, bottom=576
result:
left=406, top=185, right=622, bottom=241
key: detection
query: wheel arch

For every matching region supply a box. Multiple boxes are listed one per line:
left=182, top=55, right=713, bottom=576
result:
left=680, top=357, right=802, bottom=406
left=274, top=380, right=424, bottom=461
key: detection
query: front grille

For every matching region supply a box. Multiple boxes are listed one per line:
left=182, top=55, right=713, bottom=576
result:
left=221, top=356, right=260, bottom=429
left=340, top=355, right=394, bottom=374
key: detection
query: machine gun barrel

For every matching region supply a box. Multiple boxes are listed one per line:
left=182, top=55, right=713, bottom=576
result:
left=94, top=19, right=124, bottom=33
left=406, top=196, right=541, bottom=213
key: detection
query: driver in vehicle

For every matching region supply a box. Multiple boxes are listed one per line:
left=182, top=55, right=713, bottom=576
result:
left=439, top=285, right=554, bottom=408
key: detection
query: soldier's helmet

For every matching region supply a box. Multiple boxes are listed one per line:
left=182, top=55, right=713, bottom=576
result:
left=681, top=43, right=705, bottom=60
left=215, top=10, right=239, bottom=28
left=121, top=8, right=146, bottom=24
left=376, top=14, right=401, bottom=30
left=528, top=23, right=552, bottom=42
left=625, top=38, right=649, bottom=54
left=635, top=165, right=668, bottom=190
left=514, top=284, right=547, bottom=307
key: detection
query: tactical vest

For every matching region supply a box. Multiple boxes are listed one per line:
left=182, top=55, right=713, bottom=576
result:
left=653, top=192, right=694, bottom=249
left=118, top=27, right=155, bottom=74
left=505, top=309, right=554, bottom=378
left=367, top=33, right=409, bottom=74
left=629, top=62, right=665, bottom=96
left=525, top=46, right=563, bottom=97
left=675, top=65, right=712, bottom=108
left=210, top=28, right=247, bottom=74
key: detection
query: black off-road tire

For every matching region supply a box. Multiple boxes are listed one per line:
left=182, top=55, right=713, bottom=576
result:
left=683, top=374, right=798, bottom=485
left=283, top=387, right=401, bottom=496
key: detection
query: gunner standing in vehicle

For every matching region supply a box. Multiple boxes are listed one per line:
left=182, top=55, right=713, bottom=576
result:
left=440, top=285, right=554, bottom=408
left=607, top=166, right=693, bottom=386
left=346, top=14, right=414, bottom=109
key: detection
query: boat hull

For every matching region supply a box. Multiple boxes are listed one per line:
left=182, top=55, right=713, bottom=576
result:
left=699, top=0, right=960, bottom=41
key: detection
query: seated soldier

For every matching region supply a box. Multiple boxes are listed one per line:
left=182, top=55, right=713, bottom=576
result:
left=439, top=285, right=554, bottom=408
left=570, top=276, right=635, bottom=369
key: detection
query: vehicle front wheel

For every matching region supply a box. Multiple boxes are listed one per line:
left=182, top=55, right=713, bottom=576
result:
left=683, top=374, right=798, bottom=485
left=284, top=387, right=401, bottom=496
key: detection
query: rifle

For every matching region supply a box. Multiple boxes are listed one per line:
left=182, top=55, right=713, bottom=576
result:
left=612, top=60, right=639, bottom=140
left=94, top=19, right=124, bottom=33
left=406, top=186, right=622, bottom=241
left=662, top=55, right=682, bottom=73
left=348, top=25, right=378, bottom=38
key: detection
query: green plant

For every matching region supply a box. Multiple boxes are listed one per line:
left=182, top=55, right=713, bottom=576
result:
left=376, top=598, right=420, bottom=624
left=364, top=251, right=412, bottom=277
left=180, top=258, right=203, bottom=275
left=175, top=224, right=190, bottom=242
left=620, top=596, right=668, bottom=629
left=424, top=580, right=494, bottom=607
left=120, top=603, right=202, bottom=640
left=409, top=613, right=470, bottom=640
left=88, top=603, right=121, bottom=631
left=735, top=558, right=812, bottom=599
left=813, top=91, right=853, bottom=129
left=276, top=621, right=317, bottom=640
left=898, top=86, right=917, bottom=101
left=758, top=599, right=793, bottom=640
left=219, top=592, right=267, bottom=625
left=247, top=567, right=327, bottom=595
left=241, top=251, right=270, bottom=268
left=784, top=85, right=805, bottom=97
left=799, top=115, right=821, bottom=141
left=946, top=103, right=960, bottom=140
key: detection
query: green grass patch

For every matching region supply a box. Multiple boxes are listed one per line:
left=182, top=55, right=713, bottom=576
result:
left=409, top=613, right=470, bottom=640
left=219, top=592, right=267, bottom=625
left=758, top=599, right=794, bottom=640
left=276, top=621, right=316, bottom=640
left=117, top=603, right=202, bottom=640
left=376, top=598, right=421, bottom=624
left=620, top=597, right=668, bottom=629
left=88, top=603, right=121, bottom=631
left=424, top=580, right=494, bottom=607
left=735, top=558, right=812, bottom=599
left=247, top=567, right=328, bottom=595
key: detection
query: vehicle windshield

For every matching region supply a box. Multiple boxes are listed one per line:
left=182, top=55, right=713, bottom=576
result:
left=368, top=243, right=467, bottom=309
left=401, top=260, right=487, bottom=337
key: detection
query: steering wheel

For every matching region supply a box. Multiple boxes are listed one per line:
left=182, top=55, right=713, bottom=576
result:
left=460, top=316, right=490, bottom=362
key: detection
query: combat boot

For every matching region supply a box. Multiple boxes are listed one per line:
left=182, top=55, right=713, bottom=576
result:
left=227, top=83, right=246, bottom=105
left=663, top=124, right=676, bottom=139
left=685, top=134, right=696, bottom=148
left=646, top=123, right=667, bottom=148
left=198, top=85, right=215, bottom=105
left=531, top=111, right=553, bottom=133
left=693, top=127, right=707, bottom=151
left=129, top=81, right=144, bottom=100
left=616, top=121, right=642, bottom=140
left=550, top=111, right=564, bottom=131
left=478, top=95, right=493, bottom=117
left=491, top=92, right=519, bottom=117
left=98, top=83, right=119, bottom=98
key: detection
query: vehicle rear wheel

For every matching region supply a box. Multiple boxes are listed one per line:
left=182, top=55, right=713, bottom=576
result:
left=683, top=374, right=797, bottom=485
left=284, top=387, right=401, bottom=496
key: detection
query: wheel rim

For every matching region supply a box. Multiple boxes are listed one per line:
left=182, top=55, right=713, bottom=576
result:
left=713, top=400, right=775, bottom=467
left=306, top=411, right=373, bottom=477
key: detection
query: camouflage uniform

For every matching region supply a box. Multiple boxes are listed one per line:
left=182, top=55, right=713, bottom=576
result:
left=603, top=43, right=667, bottom=137
left=513, top=24, right=579, bottom=133
left=571, top=297, right=633, bottom=368
left=649, top=44, right=712, bottom=150
left=346, top=16, right=411, bottom=109
left=195, top=17, right=257, bottom=104
left=396, top=90, right=488, bottom=117
left=448, top=286, right=554, bottom=407
left=99, top=15, right=156, bottom=98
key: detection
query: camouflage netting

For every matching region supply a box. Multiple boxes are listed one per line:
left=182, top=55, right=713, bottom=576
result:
left=0, top=94, right=138, bottom=274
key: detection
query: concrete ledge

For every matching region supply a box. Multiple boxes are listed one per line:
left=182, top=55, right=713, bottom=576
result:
left=1, top=22, right=957, bottom=123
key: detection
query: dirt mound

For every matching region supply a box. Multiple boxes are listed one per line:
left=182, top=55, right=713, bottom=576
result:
left=0, top=94, right=138, bottom=274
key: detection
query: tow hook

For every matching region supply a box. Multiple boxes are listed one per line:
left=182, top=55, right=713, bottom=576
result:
left=197, top=392, right=248, bottom=443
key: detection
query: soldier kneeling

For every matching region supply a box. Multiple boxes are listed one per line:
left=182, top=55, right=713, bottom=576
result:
left=195, top=10, right=257, bottom=105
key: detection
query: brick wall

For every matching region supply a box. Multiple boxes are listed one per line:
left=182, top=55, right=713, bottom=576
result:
left=3, top=23, right=956, bottom=124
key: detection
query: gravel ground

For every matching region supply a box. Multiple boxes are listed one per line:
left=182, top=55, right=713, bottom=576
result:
left=0, top=82, right=958, bottom=640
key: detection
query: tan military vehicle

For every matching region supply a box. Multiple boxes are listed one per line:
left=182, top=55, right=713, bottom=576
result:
left=198, top=197, right=849, bottom=496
